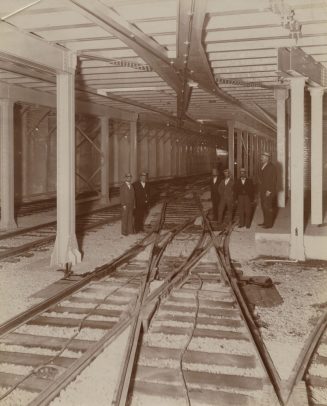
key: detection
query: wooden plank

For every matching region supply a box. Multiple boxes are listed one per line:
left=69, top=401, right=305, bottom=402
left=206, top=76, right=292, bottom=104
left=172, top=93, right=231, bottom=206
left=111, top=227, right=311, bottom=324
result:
left=184, top=370, right=264, bottom=391
left=160, top=304, right=240, bottom=317
left=315, top=355, right=327, bottom=366
left=149, top=325, right=192, bottom=336
left=149, top=325, right=249, bottom=341
left=48, top=305, right=121, bottom=318
left=199, top=307, right=241, bottom=318
left=27, top=316, right=115, bottom=330
left=196, top=316, right=243, bottom=328
left=306, top=375, right=327, bottom=388
left=0, top=351, right=72, bottom=368
left=139, top=346, right=181, bottom=361
left=30, top=279, right=76, bottom=299
left=139, top=346, right=256, bottom=369
left=199, top=298, right=236, bottom=308
left=0, top=333, right=92, bottom=352
left=155, top=313, right=242, bottom=328
left=194, top=326, right=247, bottom=341
left=188, top=386, right=257, bottom=406
left=135, top=365, right=183, bottom=384
left=0, top=371, right=51, bottom=392
left=132, top=380, right=185, bottom=399
left=183, top=350, right=256, bottom=369
left=155, top=313, right=196, bottom=323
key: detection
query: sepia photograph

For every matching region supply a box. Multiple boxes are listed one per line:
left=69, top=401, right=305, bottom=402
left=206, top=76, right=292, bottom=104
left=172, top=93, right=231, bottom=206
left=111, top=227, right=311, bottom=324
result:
left=0, top=0, right=326, bottom=405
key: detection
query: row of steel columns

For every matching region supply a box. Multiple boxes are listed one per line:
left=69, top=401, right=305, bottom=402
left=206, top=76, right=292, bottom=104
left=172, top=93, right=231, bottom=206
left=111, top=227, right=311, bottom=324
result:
left=0, top=91, right=213, bottom=268
left=227, top=121, right=275, bottom=182
left=227, top=79, right=325, bottom=260
left=274, top=80, right=324, bottom=260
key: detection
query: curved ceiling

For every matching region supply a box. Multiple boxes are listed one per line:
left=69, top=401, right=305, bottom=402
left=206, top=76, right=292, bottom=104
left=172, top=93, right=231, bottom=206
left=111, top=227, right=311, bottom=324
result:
left=0, top=0, right=326, bottom=136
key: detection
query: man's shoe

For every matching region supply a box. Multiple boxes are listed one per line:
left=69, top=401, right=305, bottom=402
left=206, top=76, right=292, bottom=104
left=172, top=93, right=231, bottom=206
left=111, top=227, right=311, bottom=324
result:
left=258, top=223, right=266, bottom=226
left=238, top=225, right=244, bottom=228
left=262, top=225, right=272, bottom=229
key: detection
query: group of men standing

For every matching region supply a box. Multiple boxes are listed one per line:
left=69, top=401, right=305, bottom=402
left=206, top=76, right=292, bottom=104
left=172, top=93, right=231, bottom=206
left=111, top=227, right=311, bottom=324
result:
left=211, top=151, right=277, bottom=229
left=120, top=172, right=150, bottom=235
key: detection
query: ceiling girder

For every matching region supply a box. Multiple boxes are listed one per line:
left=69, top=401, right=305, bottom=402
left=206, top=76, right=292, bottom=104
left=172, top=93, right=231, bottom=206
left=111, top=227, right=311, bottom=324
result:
left=178, top=0, right=277, bottom=132
left=68, top=0, right=182, bottom=93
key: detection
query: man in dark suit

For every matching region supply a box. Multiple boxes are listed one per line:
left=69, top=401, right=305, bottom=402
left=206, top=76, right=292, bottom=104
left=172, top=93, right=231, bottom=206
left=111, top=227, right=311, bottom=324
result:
left=258, top=151, right=277, bottom=229
left=210, top=168, right=221, bottom=221
left=120, top=173, right=135, bottom=236
left=234, top=168, right=254, bottom=228
left=133, top=172, right=150, bottom=233
left=217, top=168, right=234, bottom=224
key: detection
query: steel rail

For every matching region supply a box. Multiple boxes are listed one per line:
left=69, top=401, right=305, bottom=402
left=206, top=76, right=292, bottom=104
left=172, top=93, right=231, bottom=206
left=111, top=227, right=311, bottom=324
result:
left=30, top=228, right=211, bottom=406
left=0, top=231, right=156, bottom=338
left=0, top=210, right=121, bottom=261
left=193, top=192, right=229, bottom=285
left=0, top=220, right=202, bottom=405
left=283, top=309, right=327, bottom=405
left=193, top=192, right=285, bottom=404
left=220, top=228, right=285, bottom=405
left=112, top=199, right=201, bottom=406
left=112, top=198, right=222, bottom=406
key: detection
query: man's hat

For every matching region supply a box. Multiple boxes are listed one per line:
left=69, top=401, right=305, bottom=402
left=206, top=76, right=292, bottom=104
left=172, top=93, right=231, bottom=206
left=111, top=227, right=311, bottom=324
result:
left=223, top=168, right=230, bottom=173
left=240, top=168, right=246, bottom=172
left=261, top=151, right=271, bottom=157
left=140, top=171, right=147, bottom=176
left=125, top=173, right=132, bottom=178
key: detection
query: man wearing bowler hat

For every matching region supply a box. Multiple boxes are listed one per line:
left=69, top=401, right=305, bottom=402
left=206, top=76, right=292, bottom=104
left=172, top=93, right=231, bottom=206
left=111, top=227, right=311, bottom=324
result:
left=120, top=173, right=135, bottom=236
left=133, top=172, right=150, bottom=232
left=258, top=151, right=277, bottom=229
left=217, top=168, right=234, bottom=225
left=235, top=168, right=254, bottom=228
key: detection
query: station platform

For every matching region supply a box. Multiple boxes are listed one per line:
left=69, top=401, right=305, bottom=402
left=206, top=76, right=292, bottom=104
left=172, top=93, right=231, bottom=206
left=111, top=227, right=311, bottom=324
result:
left=254, top=197, right=327, bottom=260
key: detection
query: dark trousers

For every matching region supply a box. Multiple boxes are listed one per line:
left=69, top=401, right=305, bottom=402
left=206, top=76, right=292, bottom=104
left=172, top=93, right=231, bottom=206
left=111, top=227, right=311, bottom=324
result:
left=212, top=199, right=219, bottom=221
left=237, top=195, right=252, bottom=227
left=260, top=192, right=275, bottom=227
left=134, top=206, right=147, bottom=232
left=121, top=206, right=134, bottom=235
left=218, top=198, right=233, bottom=224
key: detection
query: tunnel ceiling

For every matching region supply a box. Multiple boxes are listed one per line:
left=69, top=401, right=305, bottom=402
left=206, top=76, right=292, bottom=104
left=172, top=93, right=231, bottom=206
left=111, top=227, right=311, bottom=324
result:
left=0, top=0, right=326, bottom=135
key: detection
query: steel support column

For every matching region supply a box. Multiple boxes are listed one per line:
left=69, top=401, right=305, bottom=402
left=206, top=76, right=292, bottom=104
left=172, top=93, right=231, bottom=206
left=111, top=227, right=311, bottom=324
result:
left=51, top=55, right=81, bottom=267
left=275, top=88, right=289, bottom=208
left=227, top=121, right=235, bottom=176
left=100, top=116, right=110, bottom=204
left=130, top=120, right=137, bottom=181
left=289, top=76, right=306, bottom=260
left=113, top=131, right=119, bottom=184
left=0, top=99, right=17, bottom=230
left=236, top=129, right=242, bottom=178
left=309, top=87, right=324, bottom=225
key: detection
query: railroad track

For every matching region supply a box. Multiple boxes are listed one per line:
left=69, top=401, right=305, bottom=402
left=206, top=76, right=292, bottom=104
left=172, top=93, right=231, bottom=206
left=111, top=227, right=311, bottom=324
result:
left=0, top=177, right=208, bottom=262
left=118, top=204, right=278, bottom=406
left=1, top=177, right=325, bottom=406
left=0, top=191, right=206, bottom=405
left=0, top=205, right=121, bottom=261
left=113, top=195, right=327, bottom=406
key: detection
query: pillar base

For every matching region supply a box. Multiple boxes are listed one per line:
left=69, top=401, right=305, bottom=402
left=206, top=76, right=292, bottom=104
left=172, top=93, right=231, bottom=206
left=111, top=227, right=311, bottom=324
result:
left=100, top=195, right=110, bottom=205
left=289, top=236, right=305, bottom=261
left=0, top=218, right=17, bottom=231
left=50, top=234, right=81, bottom=267
left=277, top=191, right=286, bottom=208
